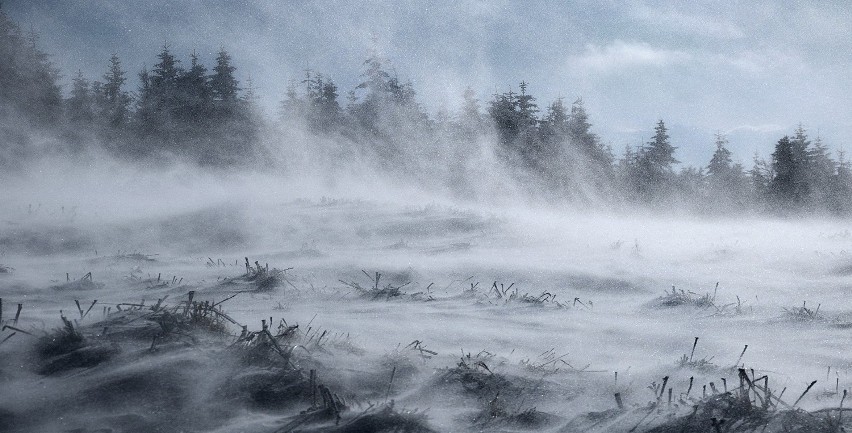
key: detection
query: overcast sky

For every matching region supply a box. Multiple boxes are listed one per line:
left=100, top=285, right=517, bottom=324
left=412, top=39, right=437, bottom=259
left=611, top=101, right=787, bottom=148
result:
left=5, top=0, right=851, bottom=166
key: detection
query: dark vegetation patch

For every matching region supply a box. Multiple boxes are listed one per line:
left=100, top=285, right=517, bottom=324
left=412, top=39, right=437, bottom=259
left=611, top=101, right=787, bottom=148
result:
left=0, top=291, right=440, bottom=432
left=50, top=272, right=104, bottom=291
left=217, top=257, right=292, bottom=292
left=567, top=367, right=851, bottom=433
left=434, top=351, right=563, bottom=430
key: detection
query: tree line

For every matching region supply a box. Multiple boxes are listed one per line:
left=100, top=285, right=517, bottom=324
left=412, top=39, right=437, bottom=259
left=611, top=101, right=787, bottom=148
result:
left=1, top=8, right=850, bottom=214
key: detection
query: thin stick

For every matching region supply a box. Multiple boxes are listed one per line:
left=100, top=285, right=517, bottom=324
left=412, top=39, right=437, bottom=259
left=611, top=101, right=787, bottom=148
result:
left=658, top=376, right=669, bottom=402
left=14, top=304, right=21, bottom=325
left=615, top=392, right=624, bottom=410
left=82, top=300, right=97, bottom=319
left=733, top=344, right=748, bottom=367
left=2, top=325, right=32, bottom=335
left=212, top=292, right=239, bottom=308
left=689, top=337, right=699, bottom=362
left=0, top=332, right=16, bottom=345
left=385, top=365, right=397, bottom=401
left=793, top=380, right=817, bottom=407
left=686, top=376, right=694, bottom=397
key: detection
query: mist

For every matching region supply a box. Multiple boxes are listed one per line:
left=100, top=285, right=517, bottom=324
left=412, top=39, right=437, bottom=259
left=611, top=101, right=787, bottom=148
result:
left=3, top=3, right=852, bottom=433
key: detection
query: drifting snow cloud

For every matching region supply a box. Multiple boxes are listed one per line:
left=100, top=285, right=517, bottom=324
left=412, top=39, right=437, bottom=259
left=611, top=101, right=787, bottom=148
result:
left=712, top=49, right=811, bottom=75
left=725, top=124, right=787, bottom=134
left=571, top=40, right=690, bottom=73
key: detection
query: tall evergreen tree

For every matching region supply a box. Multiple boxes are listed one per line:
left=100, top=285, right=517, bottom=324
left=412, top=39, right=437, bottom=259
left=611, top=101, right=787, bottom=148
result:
left=0, top=10, right=62, bottom=125
left=301, top=71, right=340, bottom=132
left=644, top=120, right=678, bottom=171
left=705, top=133, right=749, bottom=210
left=279, top=80, right=304, bottom=122
left=831, top=148, right=852, bottom=213
left=707, top=133, right=733, bottom=179
left=567, top=98, right=614, bottom=178
left=134, top=66, right=156, bottom=136
left=151, top=45, right=181, bottom=104
left=210, top=49, right=239, bottom=106
left=630, top=120, right=678, bottom=201
left=175, top=51, right=211, bottom=123
left=143, top=45, right=182, bottom=139
left=805, top=134, right=836, bottom=208
left=769, top=135, right=802, bottom=206
left=98, top=54, right=131, bottom=128
left=67, top=70, right=93, bottom=124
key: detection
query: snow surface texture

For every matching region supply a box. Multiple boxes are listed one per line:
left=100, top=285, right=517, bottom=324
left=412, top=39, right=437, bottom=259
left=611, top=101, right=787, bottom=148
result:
left=1, top=170, right=852, bottom=432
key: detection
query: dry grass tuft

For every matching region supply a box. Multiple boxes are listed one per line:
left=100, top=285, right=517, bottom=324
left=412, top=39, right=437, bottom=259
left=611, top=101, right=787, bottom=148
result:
left=783, top=301, right=825, bottom=322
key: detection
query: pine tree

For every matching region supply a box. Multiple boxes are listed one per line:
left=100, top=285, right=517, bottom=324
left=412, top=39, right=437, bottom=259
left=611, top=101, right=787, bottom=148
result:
left=516, top=81, right=538, bottom=129
left=279, top=80, right=304, bottom=122
left=707, top=133, right=733, bottom=179
left=176, top=51, right=211, bottom=123
left=146, top=44, right=182, bottom=139
left=631, top=120, right=678, bottom=201
left=151, top=45, right=181, bottom=104
left=705, top=133, right=750, bottom=210
left=769, top=135, right=799, bottom=206
left=0, top=10, right=62, bottom=125
left=567, top=98, right=594, bottom=149
left=99, top=54, right=131, bottom=128
left=805, top=135, right=836, bottom=208
left=568, top=98, right=614, bottom=171
left=644, top=119, right=678, bottom=171
left=300, top=71, right=341, bottom=132
left=210, top=49, right=239, bottom=106
left=487, top=89, right=519, bottom=142
left=134, top=66, right=156, bottom=136
left=831, top=148, right=852, bottom=213
left=67, top=70, right=93, bottom=124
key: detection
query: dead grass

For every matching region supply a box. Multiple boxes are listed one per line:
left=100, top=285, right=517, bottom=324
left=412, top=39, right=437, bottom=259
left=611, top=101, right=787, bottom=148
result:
left=584, top=367, right=850, bottom=433
left=654, top=285, right=718, bottom=309
left=50, top=272, right=104, bottom=291
left=340, top=271, right=411, bottom=301
left=218, top=257, right=292, bottom=292
left=783, top=301, right=825, bottom=322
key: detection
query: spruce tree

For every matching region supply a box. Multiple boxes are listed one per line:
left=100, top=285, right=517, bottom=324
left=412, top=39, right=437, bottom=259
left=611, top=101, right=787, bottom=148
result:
left=707, top=133, right=733, bottom=179
left=67, top=70, right=93, bottom=124
left=176, top=51, right=211, bottom=123
left=769, top=135, right=799, bottom=206
left=99, top=54, right=131, bottom=128
left=210, top=49, right=239, bottom=106
left=644, top=120, right=678, bottom=171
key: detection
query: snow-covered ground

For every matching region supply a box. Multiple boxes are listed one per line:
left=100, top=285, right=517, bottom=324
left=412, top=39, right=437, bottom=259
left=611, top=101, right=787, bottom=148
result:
left=2, top=184, right=852, bottom=432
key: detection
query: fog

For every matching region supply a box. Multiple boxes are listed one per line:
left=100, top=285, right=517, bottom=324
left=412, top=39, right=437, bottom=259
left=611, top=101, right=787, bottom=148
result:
left=3, top=3, right=852, bottom=432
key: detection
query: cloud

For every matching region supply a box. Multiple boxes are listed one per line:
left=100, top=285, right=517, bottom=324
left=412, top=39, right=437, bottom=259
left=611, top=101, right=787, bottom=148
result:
left=570, top=40, right=690, bottom=72
left=710, top=49, right=811, bottom=75
left=726, top=124, right=787, bottom=134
